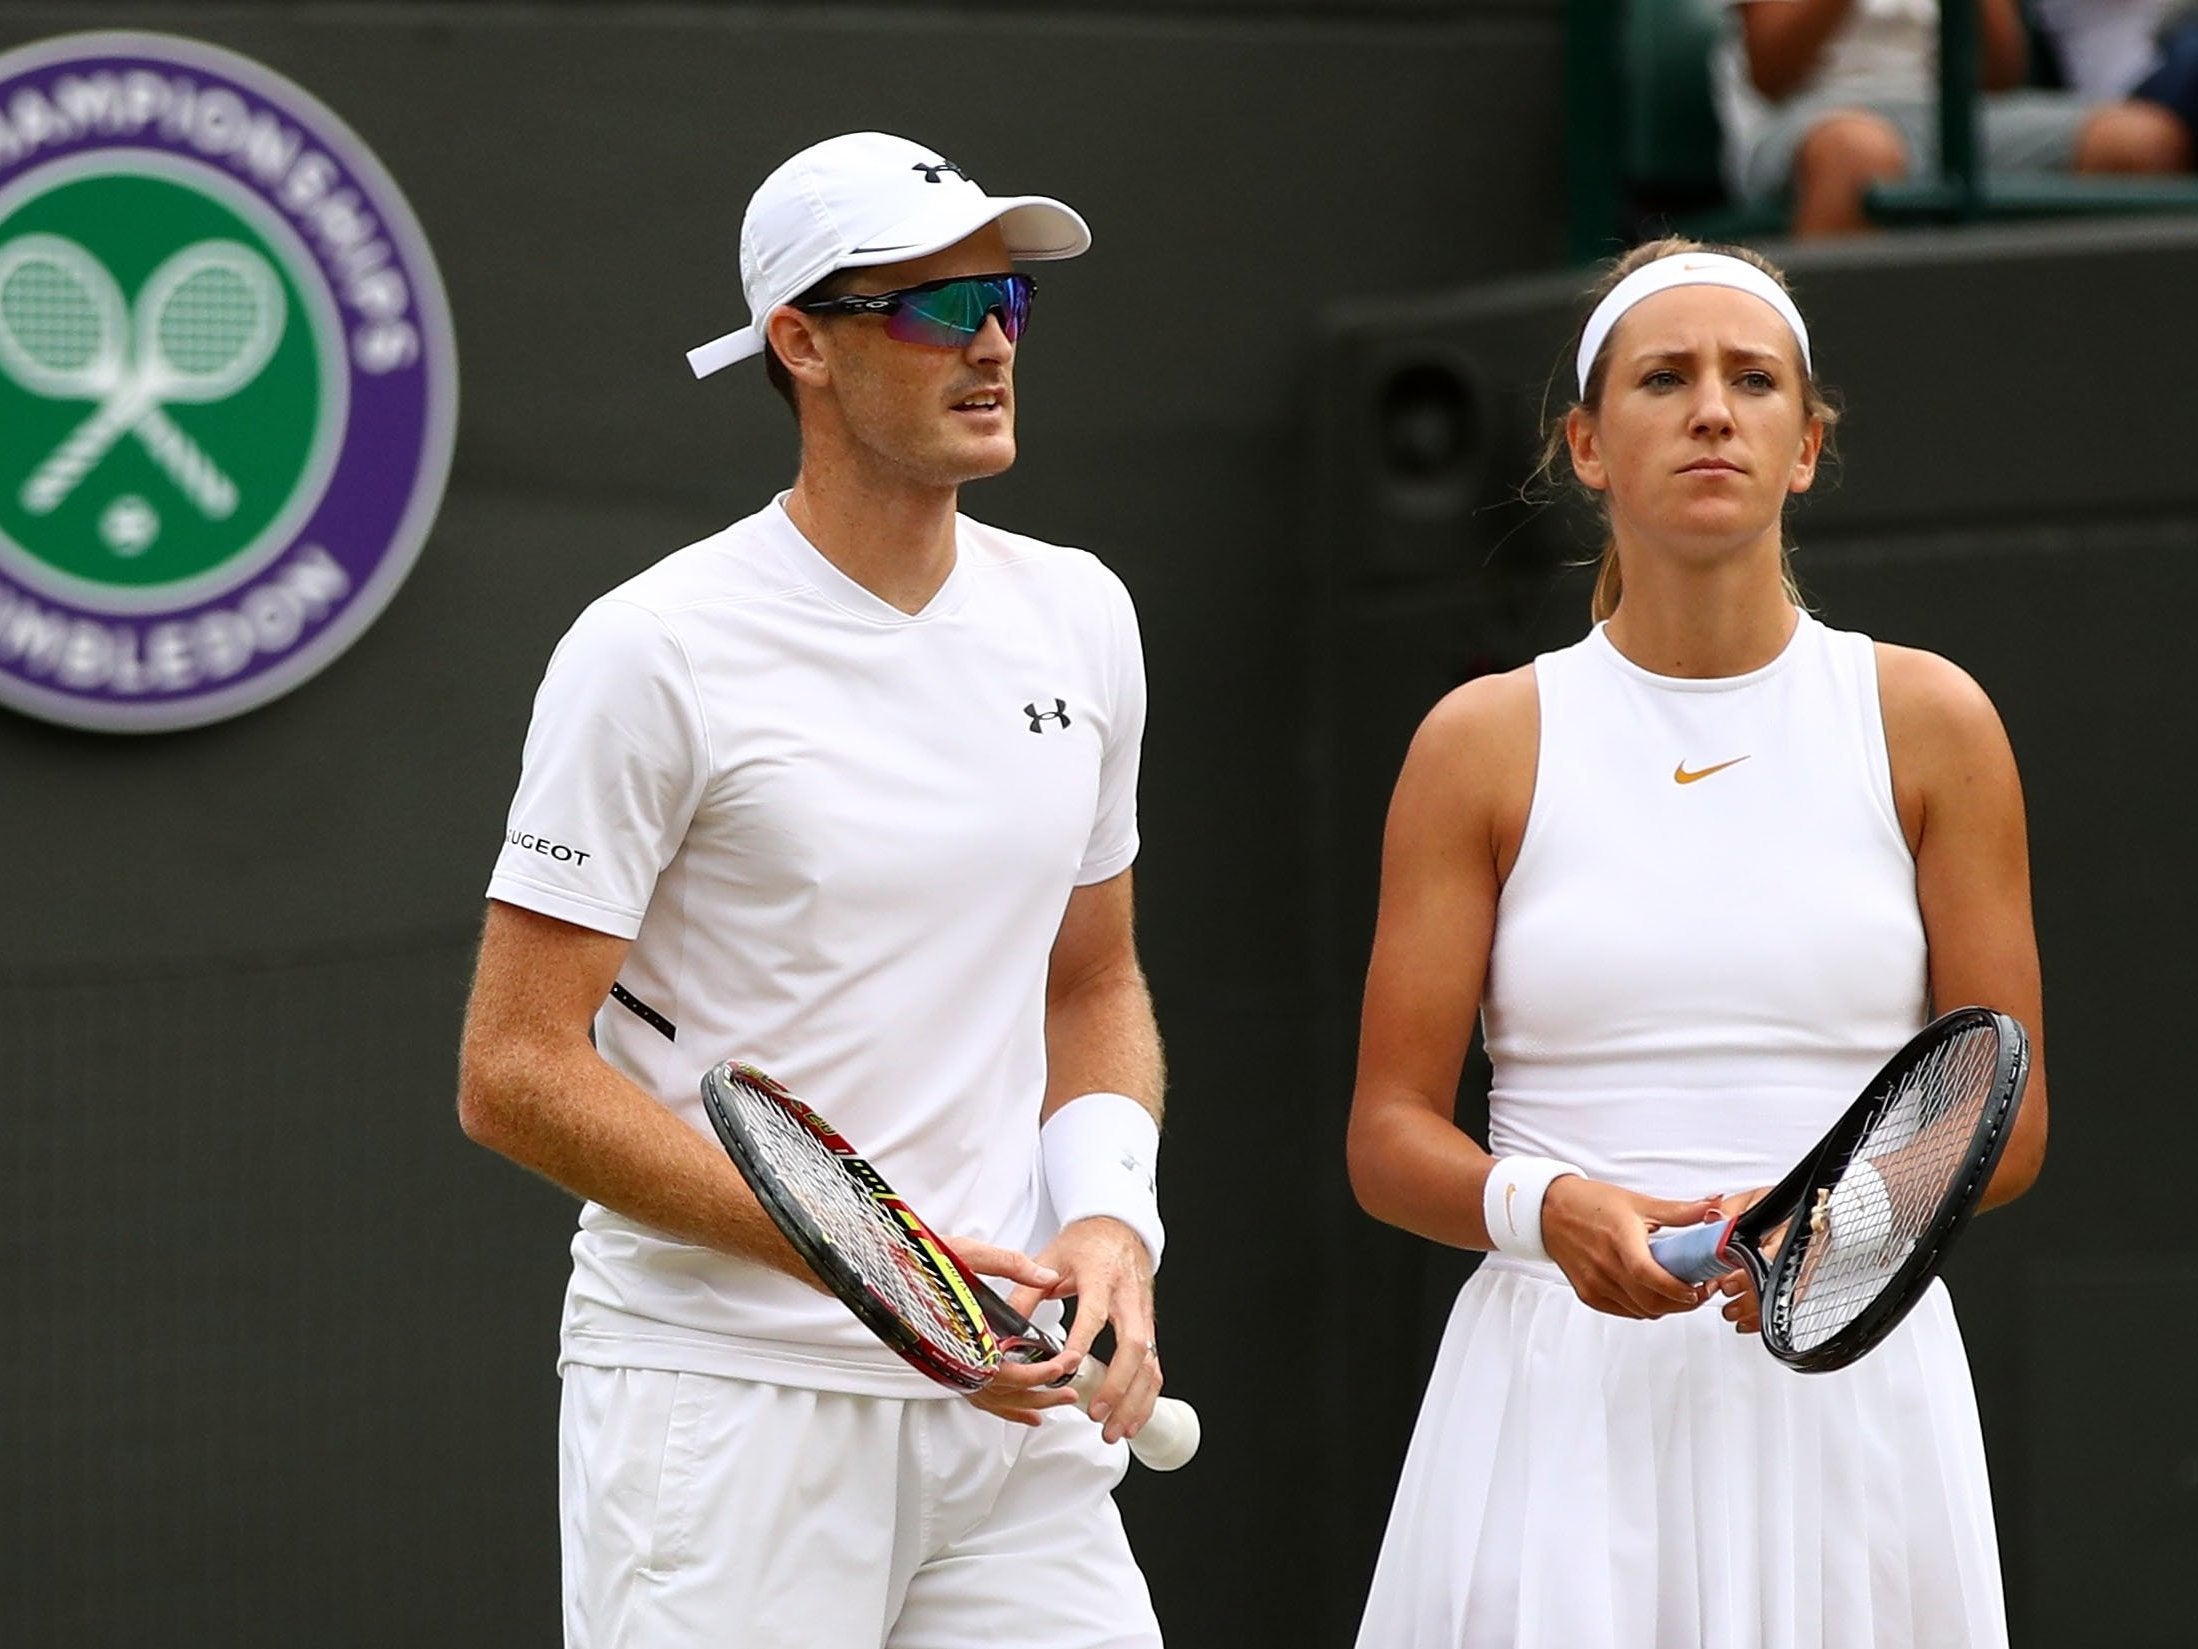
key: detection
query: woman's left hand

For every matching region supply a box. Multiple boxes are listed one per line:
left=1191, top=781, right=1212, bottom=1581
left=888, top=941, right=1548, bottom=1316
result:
left=1707, top=1188, right=1770, bottom=1333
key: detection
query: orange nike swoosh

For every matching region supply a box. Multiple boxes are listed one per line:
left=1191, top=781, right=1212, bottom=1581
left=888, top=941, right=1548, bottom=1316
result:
left=1673, top=756, right=1750, bottom=784
left=1504, top=1182, right=1518, bottom=1234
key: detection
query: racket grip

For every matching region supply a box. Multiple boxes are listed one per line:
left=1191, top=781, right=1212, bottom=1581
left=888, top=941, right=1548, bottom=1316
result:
left=1650, top=1216, right=1740, bottom=1284
left=1069, top=1357, right=1201, bottom=1471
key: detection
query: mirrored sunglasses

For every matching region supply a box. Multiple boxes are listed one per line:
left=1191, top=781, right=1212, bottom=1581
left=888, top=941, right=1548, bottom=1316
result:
left=794, top=272, right=1035, bottom=349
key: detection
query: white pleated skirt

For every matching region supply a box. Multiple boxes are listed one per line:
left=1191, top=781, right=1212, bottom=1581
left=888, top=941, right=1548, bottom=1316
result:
left=1354, top=1258, right=2007, bottom=1649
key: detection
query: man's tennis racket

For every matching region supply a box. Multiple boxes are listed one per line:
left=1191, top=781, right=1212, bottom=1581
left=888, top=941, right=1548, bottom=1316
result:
left=700, top=1060, right=1200, bottom=1470
left=1649, top=1006, right=2030, bottom=1373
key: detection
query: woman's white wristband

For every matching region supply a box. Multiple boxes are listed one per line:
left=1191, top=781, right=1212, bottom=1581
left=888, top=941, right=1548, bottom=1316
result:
left=1482, top=1155, right=1585, bottom=1262
left=1041, top=1091, right=1164, bottom=1271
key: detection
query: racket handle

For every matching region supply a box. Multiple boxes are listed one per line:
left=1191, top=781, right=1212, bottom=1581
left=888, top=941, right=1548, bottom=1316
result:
left=1650, top=1216, right=1740, bottom=1284
left=23, top=393, right=142, bottom=515
left=1068, top=1356, right=1201, bottom=1471
left=135, top=409, right=237, bottom=518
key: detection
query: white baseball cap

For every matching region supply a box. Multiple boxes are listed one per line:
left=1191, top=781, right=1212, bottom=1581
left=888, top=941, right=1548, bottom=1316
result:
left=685, top=131, right=1091, bottom=379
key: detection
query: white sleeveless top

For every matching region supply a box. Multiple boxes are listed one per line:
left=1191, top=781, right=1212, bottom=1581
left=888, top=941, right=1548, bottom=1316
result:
left=1482, top=612, right=1928, bottom=1199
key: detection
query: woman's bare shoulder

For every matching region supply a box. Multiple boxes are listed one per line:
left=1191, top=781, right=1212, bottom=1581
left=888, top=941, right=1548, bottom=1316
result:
left=1415, top=661, right=1539, bottom=751
left=1392, top=662, right=1541, bottom=834
left=1873, top=641, right=2006, bottom=751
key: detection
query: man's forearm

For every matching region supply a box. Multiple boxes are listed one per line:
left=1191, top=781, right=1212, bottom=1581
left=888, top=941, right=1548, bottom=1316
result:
left=1979, top=0, right=2031, bottom=91
left=1041, top=967, right=1164, bottom=1124
left=1741, top=0, right=1860, bottom=99
left=459, top=1034, right=810, bottom=1278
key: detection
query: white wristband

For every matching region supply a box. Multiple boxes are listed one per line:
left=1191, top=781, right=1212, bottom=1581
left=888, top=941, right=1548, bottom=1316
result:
left=1482, top=1155, right=1585, bottom=1262
left=1041, top=1091, right=1164, bottom=1271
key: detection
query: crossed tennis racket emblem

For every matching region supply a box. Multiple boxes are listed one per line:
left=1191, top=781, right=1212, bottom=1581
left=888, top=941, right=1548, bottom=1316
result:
left=0, top=232, right=287, bottom=522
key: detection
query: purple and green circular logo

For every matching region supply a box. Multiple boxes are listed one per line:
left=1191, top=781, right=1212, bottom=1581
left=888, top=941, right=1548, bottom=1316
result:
left=0, top=31, right=455, bottom=732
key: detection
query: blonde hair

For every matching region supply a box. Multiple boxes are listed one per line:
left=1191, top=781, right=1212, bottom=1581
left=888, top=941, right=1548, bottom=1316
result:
left=1539, top=236, right=1839, bottom=622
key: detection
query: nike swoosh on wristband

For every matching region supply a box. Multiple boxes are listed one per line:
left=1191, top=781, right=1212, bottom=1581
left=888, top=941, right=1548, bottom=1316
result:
left=1674, top=756, right=1750, bottom=784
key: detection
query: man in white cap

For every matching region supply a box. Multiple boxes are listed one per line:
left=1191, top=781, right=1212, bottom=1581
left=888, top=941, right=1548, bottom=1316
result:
left=458, top=132, right=1169, bottom=1645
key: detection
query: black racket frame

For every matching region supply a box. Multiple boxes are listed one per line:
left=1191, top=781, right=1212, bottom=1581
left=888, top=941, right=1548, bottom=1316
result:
left=701, top=1062, right=1004, bottom=1391
left=700, top=1062, right=1069, bottom=1393
left=1735, top=1006, right=2030, bottom=1373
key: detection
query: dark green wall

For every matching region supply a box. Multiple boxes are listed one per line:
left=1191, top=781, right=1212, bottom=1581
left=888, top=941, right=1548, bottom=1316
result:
left=1303, top=217, right=2198, bottom=1649
left=4, top=4, right=2190, bottom=1646
left=0, top=4, right=1569, bottom=1646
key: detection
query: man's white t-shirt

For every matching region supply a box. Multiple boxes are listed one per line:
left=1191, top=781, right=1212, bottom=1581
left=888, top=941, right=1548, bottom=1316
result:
left=2029, top=0, right=2174, bottom=100
left=486, top=497, right=1145, bottom=1397
left=1716, top=0, right=1939, bottom=164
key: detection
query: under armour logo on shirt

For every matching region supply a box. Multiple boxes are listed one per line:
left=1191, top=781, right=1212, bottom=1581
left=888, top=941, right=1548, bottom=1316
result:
left=1025, top=699, right=1071, bottom=733
left=912, top=160, right=970, bottom=183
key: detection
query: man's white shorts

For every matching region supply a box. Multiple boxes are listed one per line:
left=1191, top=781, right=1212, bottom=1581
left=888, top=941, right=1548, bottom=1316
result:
left=560, top=1364, right=1163, bottom=1648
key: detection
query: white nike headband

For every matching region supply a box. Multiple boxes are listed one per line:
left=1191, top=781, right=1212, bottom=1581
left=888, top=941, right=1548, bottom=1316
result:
left=1575, top=252, right=1812, bottom=398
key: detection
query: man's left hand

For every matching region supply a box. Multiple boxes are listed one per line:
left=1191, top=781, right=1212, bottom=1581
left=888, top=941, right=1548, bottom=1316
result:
left=1007, top=1215, right=1161, bottom=1447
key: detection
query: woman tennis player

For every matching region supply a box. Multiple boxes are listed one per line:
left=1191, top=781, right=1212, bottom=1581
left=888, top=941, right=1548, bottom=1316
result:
left=1346, top=238, right=2048, bottom=1649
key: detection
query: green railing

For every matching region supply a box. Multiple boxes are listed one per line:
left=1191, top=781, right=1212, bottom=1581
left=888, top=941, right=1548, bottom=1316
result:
left=1569, top=0, right=2198, bottom=260
left=1872, top=4, right=2198, bottom=221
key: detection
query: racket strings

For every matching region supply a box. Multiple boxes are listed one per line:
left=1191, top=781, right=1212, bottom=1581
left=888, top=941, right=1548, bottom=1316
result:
left=1773, top=1025, right=2002, bottom=1351
left=1, top=259, right=104, bottom=373
left=726, top=1079, right=994, bottom=1367
left=157, top=266, right=265, bottom=378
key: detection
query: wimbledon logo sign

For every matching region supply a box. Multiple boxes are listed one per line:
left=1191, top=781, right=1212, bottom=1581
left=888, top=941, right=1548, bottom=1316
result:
left=0, top=31, right=455, bottom=731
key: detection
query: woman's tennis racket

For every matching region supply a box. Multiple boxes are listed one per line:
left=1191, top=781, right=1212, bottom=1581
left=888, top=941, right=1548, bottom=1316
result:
left=1649, top=1006, right=2030, bottom=1373
left=699, top=1060, right=1200, bottom=1470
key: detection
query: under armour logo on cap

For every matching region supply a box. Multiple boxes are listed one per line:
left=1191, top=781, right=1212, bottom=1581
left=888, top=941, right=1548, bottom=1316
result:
left=685, top=132, right=1091, bottom=380
left=1025, top=699, right=1071, bottom=733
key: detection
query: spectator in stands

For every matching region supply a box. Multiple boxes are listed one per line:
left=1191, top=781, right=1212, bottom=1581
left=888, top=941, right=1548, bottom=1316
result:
left=2030, top=0, right=2198, bottom=147
left=1715, top=0, right=2193, bottom=235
